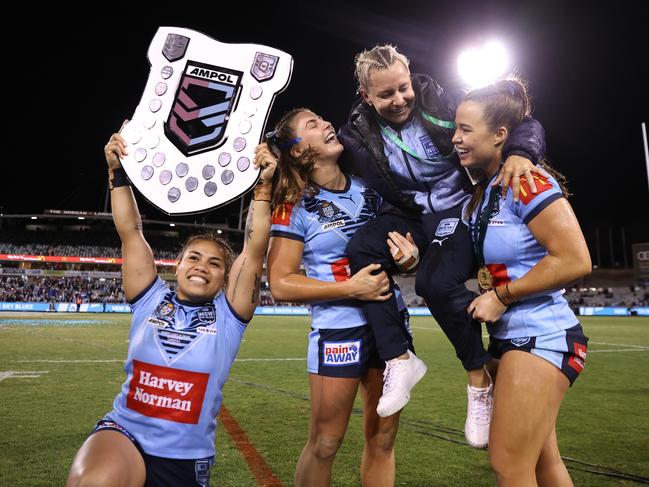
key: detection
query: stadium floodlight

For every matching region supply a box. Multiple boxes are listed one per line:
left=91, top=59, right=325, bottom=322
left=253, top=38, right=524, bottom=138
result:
left=30, top=216, right=37, bottom=220
left=169, top=223, right=176, bottom=227
left=458, top=41, right=509, bottom=88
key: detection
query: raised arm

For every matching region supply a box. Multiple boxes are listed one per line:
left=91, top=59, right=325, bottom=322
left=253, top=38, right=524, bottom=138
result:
left=104, top=130, right=156, bottom=301
left=267, top=237, right=391, bottom=303
left=225, top=144, right=276, bottom=321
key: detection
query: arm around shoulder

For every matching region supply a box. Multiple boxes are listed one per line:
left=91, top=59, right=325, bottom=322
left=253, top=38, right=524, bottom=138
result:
left=503, top=116, right=546, bottom=164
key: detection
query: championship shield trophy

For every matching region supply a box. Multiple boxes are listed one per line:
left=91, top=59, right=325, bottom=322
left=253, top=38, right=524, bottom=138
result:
left=119, top=26, right=293, bottom=215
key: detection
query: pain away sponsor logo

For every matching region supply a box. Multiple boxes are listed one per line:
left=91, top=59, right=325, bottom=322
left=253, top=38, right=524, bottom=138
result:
left=127, top=360, right=209, bottom=424
left=322, top=340, right=361, bottom=366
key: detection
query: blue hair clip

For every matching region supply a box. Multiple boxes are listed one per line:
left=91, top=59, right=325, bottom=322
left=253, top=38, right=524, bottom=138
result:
left=265, top=130, right=301, bottom=149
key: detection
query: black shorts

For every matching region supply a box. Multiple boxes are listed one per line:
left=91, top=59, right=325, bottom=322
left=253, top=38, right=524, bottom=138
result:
left=91, top=420, right=214, bottom=487
left=307, top=325, right=386, bottom=378
left=487, top=324, right=588, bottom=386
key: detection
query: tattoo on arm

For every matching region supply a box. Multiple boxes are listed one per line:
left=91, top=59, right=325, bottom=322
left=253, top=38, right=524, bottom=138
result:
left=230, top=257, right=246, bottom=301
left=251, top=273, right=260, bottom=303
left=244, top=206, right=255, bottom=243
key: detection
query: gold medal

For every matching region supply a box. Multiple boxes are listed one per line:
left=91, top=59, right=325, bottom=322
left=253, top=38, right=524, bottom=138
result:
left=477, top=266, right=494, bottom=291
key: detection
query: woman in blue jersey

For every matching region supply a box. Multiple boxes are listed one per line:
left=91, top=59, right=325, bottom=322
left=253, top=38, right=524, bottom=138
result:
left=67, top=127, right=277, bottom=487
left=265, top=108, right=420, bottom=487
left=339, top=45, right=550, bottom=448
left=453, top=79, right=591, bottom=487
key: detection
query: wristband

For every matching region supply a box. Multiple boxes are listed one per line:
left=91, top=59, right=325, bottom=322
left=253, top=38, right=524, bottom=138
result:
left=493, top=286, right=507, bottom=306
left=252, top=180, right=272, bottom=202
left=495, top=283, right=519, bottom=306
left=109, top=167, right=130, bottom=190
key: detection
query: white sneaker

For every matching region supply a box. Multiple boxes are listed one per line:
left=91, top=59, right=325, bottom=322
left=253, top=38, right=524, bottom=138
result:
left=464, top=369, right=493, bottom=449
left=376, top=350, right=427, bottom=417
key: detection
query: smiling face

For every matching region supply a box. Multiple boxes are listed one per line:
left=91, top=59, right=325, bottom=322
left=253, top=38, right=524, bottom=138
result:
left=289, top=110, right=343, bottom=161
left=175, top=239, right=228, bottom=302
left=452, top=100, right=507, bottom=173
left=361, top=61, right=415, bottom=126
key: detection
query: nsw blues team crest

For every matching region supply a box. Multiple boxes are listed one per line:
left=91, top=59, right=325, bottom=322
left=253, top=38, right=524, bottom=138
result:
left=435, top=218, right=459, bottom=237
left=317, top=201, right=345, bottom=223
left=419, top=135, right=441, bottom=159
left=510, top=337, right=531, bottom=347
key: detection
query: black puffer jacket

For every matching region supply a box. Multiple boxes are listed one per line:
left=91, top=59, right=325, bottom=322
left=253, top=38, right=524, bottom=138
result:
left=337, top=74, right=546, bottom=215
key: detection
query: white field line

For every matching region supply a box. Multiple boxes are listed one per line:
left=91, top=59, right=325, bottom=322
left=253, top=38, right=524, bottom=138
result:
left=14, top=357, right=306, bottom=364
left=0, top=370, right=49, bottom=381
left=588, top=341, right=649, bottom=349
left=588, top=349, right=649, bottom=353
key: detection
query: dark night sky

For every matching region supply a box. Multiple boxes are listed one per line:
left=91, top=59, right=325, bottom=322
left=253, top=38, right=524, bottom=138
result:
left=3, top=1, right=648, bottom=256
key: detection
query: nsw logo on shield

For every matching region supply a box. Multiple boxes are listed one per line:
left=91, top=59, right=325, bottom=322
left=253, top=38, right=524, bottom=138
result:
left=165, top=61, right=242, bottom=156
left=251, top=52, right=279, bottom=82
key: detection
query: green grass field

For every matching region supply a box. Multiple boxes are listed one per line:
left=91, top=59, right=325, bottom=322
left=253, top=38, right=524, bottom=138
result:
left=1, top=313, right=648, bottom=486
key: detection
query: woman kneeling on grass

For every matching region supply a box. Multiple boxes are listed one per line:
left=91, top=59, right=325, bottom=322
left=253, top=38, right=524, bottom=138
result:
left=453, top=79, right=592, bottom=487
left=67, top=127, right=276, bottom=487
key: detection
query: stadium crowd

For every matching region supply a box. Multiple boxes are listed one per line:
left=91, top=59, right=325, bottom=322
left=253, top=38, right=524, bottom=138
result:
left=1, top=273, right=647, bottom=309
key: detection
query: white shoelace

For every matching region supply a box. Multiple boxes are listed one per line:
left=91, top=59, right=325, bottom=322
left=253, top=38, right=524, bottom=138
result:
left=382, top=360, right=404, bottom=393
left=468, top=387, right=492, bottom=423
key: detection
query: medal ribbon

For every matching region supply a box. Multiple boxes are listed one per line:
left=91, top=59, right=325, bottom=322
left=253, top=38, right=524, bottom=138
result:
left=379, top=110, right=455, bottom=163
left=470, top=184, right=501, bottom=268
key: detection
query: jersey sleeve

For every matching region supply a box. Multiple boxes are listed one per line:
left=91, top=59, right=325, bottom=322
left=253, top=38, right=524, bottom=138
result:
left=128, top=277, right=168, bottom=310
left=270, top=202, right=306, bottom=242
left=509, top=174, right=563, bottom=224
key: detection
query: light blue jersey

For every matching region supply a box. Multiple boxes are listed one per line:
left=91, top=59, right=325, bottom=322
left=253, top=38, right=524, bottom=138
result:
left=271, top=175, right=405, bottom=329
left=472, top=173, right=578, bottom=339
left=381, top=115, right=470, bottom=214
left=105, top=278, right=247, bottom=459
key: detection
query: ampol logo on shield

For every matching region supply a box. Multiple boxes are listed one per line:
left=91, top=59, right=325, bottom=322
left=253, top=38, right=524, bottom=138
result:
left=165, top=62, right=243, bottom=156
left=323, top=340, right=361, bottom=366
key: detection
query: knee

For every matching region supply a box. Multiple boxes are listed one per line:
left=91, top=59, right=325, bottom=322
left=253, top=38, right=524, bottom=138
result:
left=310, top=434, right=343, bottom=462
left=346, top=227, right=386, bottom=269
left=66, top=468, right=109, bottom=487
left=365, top=429, right=397, bottom=456
left=489, top=447, right=532, bottom=483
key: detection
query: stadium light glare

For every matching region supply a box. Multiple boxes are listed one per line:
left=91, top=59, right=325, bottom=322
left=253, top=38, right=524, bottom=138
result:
left=77, top=217, right=85, bottom=220
left=30, top=216, right=37, bottom=220
left=458, top=40, right=510, bottom=89
left=169, top=223, right=175, bottom=227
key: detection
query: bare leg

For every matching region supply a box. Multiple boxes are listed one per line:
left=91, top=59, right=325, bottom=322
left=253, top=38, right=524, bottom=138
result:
left=67, top=430, right=146, bottom=487
left=536, top=429, right=573, bottom=487
left=294, top=374, right=359, bottom=487
left=360, top=368, right=401, bottom=487
left=489, top=351, right=570, bottom=487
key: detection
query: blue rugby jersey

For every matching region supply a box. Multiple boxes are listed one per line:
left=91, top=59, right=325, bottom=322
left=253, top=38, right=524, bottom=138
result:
left=471, top=173, right=579, bottom=339
left=270, top=175, right=405, bottom=329
left=105, top=277, right=248, bottom=459
left=380, top=115, right=470, bottom=214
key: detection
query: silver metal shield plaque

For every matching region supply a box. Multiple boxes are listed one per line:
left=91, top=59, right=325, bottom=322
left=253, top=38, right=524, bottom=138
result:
left=119, top=27, right=293, bottom=215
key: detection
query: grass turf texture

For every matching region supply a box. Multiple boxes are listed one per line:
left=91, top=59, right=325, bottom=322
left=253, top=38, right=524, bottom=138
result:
left=1, top=313, right=647, bottom=486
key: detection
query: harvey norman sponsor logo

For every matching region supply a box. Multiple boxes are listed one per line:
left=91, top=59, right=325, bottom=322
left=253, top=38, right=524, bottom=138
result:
left=127, top=360, right=209, bottom=424
left=323, top=340, right=361, bottom=366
